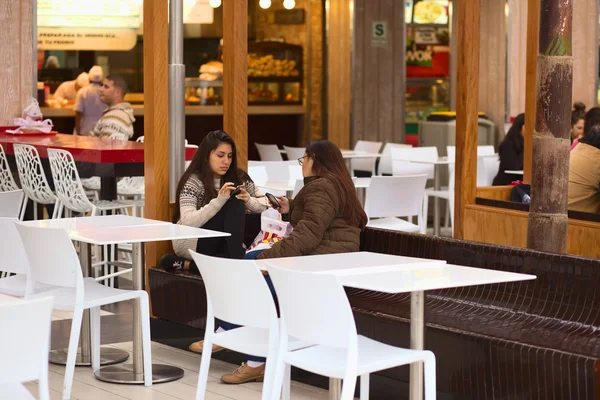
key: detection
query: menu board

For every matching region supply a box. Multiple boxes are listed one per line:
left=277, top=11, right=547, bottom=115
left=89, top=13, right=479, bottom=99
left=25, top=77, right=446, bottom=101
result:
left=37, top=0, right=141, bottom=29
left=411, top=0, right=449, bottom=25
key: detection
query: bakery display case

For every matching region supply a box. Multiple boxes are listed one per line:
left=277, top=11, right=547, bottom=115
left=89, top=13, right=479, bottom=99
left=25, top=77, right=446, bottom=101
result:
left=405, top=77, right=450, bottom=121
left=247, top=41, right=303, bottom=105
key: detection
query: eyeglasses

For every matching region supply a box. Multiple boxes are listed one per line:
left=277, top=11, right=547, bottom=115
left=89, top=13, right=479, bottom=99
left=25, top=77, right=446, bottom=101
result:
left=297, top=155, right=306, bottom=166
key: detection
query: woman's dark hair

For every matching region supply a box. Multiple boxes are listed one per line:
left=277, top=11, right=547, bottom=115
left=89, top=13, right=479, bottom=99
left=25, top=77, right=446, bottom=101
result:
left=500, top=113, right=525, bottom=154
left=304, top=140, right=368, bottom=229
left=582, top=107, right=600, bottom=140
left=571, top=102, right=586, bottom=126
left=173, top=130, right=242, bottom=223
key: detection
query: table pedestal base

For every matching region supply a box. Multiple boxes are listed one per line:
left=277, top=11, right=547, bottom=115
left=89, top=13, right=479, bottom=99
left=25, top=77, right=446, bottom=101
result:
left=49, top=347, right=129, bottom=367
left=95, top=364, right=184, bottom=384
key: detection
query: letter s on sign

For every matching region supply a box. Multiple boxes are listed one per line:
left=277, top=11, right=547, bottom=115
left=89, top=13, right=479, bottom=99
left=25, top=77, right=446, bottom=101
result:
left=375, top=24, right=384, bottom=36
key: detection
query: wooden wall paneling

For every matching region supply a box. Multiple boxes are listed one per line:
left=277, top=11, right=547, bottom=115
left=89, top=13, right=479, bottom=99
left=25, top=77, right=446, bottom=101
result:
left=392, top=0, right=406, bottom=144
left=143, top=0, right=170, bottom=290
left=377, top=0, right=394, bottom=144
left=475, top=185, right=513, bottom=201
left=223, top=0, right=248, bottom=169
left=351, top=0, right=365, bottom=143
left=464, top=204, right=600, bottom=259
left=0, top=0, right=33, bottom=125
left=361, top=1, right=379, bottom=145
left=478, top=0, right=506, bottom=145
left=454, top=0, right=480, bottom=239
left=572, top=0, right=598, bottom=108
left=327, top=0, right=352, bottom=149
left=450, top=0, right=458, bottom=110
left=508, top=0, right=528, bottom=119
left=523, top=0, right=539, bottom=184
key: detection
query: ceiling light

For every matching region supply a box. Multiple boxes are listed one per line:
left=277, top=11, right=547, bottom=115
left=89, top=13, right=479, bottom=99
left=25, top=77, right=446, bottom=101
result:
left=209, top=0, right=221, bottom=7
left=283, top=0, right=295, bottom=9
left=259, top=0, right=271, bottom=9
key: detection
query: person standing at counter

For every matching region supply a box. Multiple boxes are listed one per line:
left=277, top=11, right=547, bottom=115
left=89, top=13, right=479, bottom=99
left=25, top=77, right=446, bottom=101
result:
left=90, top=75, right=135, bottom=139
left=74, top=66, right=107, bottom=136
left=53, top=72, right=89, bottom=105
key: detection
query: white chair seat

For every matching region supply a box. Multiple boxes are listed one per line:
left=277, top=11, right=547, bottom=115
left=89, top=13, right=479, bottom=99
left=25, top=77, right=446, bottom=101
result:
left=213, top=326, right=308, bottom=358
left=0, top=275, right=54, bottom=297
left=367, top=217, right=420, bottom=233
left=93, top=199, right=137, bottom=211
left=426, top=187, right=450, bottom=200
left=285, top=335, right=430, bottom=379
left=30, top=277, right=145, bottom=310
left=81, top=177, right=101, bottom=190
left=0, top=382, right=35, bottom=399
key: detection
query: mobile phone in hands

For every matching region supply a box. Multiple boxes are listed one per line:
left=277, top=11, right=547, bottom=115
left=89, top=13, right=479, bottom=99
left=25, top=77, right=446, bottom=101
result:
left=265, top=192, right=281, bottom=209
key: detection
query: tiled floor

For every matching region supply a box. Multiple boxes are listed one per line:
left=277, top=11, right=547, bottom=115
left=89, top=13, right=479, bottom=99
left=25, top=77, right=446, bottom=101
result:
left=25, top=340, right=332, bottom=400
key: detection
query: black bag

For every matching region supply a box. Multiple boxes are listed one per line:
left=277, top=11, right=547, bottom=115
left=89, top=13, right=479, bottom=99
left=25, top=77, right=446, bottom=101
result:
left=511, top=184, right=531, bottom=204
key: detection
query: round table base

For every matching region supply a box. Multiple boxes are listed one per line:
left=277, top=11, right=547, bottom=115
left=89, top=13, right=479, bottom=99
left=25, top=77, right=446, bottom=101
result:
left=94, top=364, right=185, bottom=384
left=49, top=347, right=129, bottom=367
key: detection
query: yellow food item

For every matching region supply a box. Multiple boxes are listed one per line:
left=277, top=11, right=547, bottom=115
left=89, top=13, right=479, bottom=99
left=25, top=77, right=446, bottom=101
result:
left=413, top=1, right=446, bottom=24
left=247, top=53, right=300, bottom=77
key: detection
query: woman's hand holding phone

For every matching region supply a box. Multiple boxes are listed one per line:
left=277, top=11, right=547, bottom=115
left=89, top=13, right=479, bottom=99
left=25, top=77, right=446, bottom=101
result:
left=276, top=196, right=290, bottom=214
left=219, top=182, right=236, bottom=198
left=235, top=187, right=250, bottom=203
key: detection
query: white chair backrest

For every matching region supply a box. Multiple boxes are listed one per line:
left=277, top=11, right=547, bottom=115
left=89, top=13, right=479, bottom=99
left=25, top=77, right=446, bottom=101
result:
left=352, top=140, right=383, bottom=174
left=255, top=143, right=283, bottom=161
left=477, top=145, right=495, bottom=156
left=13, top=144, right=57, bottom=205
left=15, top=223, right=83, bottom=294
left=136, top=136, right=144, bottom=142
left=0, top=190, right=24, bottom=218
left=447, top=146, right=497, bottom=186
left=283, top=146, right=306, bottom=161
left=0, top=297, right=53, bottom=391
left=365, top=175, right=428, bottom=219
left=391, top=147, right=437, bottom=179
left=377, top=143, right=412, bottom=175
left=47, top=148, right=94, bottom=214
left=266, top=265, right=356, bottom=349
left=288, top=165, right=303, bottom=181
left=0, top=144, right=19, bottom=192
left=189, top=251, right=277, bottom=329
left=248, top=161, right=299, bottom=181
left=291, top=179, right=304, bottom=198
left=482, top=156, right=500, bottom=187
left=248, top=166, right=268, bottom=185
left=0, top=218, right=29, bottom=275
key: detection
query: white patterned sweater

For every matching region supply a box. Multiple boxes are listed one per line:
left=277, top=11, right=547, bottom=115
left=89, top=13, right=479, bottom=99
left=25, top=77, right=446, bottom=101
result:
left=172, top=174, right=268, bottom=259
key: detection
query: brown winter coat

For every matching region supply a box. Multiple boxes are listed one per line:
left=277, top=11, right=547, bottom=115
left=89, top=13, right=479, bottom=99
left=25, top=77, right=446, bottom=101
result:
left=257, top=176, right=362, bottom=259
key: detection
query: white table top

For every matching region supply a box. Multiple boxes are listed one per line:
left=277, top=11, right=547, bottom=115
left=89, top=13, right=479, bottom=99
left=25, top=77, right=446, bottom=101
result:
left=339, top=264, right=535, bottom=293
left=256, top=251, right=446, bottom=276
left=341, top=151, right=382, bottom=159
left=505, top=170, right=524, bottom=175
left=68, top=224, right=230, bottom=245
left=0, top=293, right=21, bottom=305
left=393, top=157, right=452, bottom=165
left=21, top=215, right=170, bottom=231
left=259, top=178, right=371, bottom=192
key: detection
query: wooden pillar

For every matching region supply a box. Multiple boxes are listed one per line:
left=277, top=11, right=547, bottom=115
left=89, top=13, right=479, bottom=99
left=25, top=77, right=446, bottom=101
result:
left=352, top=0, right=405, bottom=145
left=454, top=0, right=480, bottom=240
left=223, top=0, right=248, bottom=169
left=143, top=0, right=170, bottom=272
left=572, top=0, right=598, bottom=108
left=327, top=0, right=352, bottom=149
left=523, top=0, right=539, bottom=184
left=0, top=0, right=34, bottom=125
left=508, top=0, right=528, bottom=119
left=479, top=0, right=507, bottom=145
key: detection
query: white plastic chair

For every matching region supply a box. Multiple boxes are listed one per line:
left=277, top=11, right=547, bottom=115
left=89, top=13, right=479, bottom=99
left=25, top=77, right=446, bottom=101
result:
left=377, top=143, right=412, bottom=176
left=0, top=189, right=24, bottom=219
left=364, top=175, right=429, bottom=234
left=13, top=144, right=60, bottom=220
left=283, top=146, right=306, bottom=161
left=0, top=296, right=53, bottom=400
left=189, top=250, right=296, bottom=400
left=47, top=148, right=135, bottom=285
left=255, top=143, right=284, bottom=161
left=248, top=161, right=300, bottom=182
left=266, top=265, right=436, bottom=400
left=0, top=143, right=19, bottom=192
left=0, top=218, right=31, bottom=295
left=351, top=140, right=383, bottom=176
left=15, top=223, right=153, bottom=400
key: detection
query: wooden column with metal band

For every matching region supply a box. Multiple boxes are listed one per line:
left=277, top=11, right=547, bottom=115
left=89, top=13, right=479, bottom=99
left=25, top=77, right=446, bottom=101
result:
left=223, top=0, right=248, bottom=170
left=143, top=0, right=170, bottom=282
left=454, top=0, right=481, bottom=240
left=523, top=0, right=540, bottom=184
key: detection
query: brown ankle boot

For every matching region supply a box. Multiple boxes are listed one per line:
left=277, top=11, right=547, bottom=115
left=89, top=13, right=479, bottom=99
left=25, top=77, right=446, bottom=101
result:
left=220, top=363, right=265, bottom=384
left=188, top=340, right=224, bottom=354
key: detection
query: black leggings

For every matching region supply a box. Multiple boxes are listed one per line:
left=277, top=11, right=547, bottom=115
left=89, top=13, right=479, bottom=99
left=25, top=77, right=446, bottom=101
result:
left=191, top=199, right=246, bottom=272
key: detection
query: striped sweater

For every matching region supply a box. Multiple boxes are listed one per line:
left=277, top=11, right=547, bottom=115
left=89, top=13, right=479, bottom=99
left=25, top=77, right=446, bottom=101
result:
left=173, top=174, right=268, bottom=259
left=90, top=102, right=135, bottom=139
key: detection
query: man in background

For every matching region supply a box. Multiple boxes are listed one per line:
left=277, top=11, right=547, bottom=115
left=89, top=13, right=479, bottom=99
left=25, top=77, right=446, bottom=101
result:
left=90, top=75, right=135, bottom=140
left=74, top=66, right=107, bottom=136
left=53, top=72, right=89, bottom=105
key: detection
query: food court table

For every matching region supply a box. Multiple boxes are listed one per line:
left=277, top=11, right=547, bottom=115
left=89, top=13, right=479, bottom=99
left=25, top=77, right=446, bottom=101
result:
left=257, top=252, right=535, bottom=400
left=0, top=133, right=197, bottom=200
left=341, top=150, right=382, bottom=172
left=259, top=178, right=371, bottom=200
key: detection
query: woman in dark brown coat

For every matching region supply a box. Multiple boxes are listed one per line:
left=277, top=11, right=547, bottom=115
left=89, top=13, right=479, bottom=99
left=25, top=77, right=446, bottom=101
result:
left=257, top=139, right=368, bottom=259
